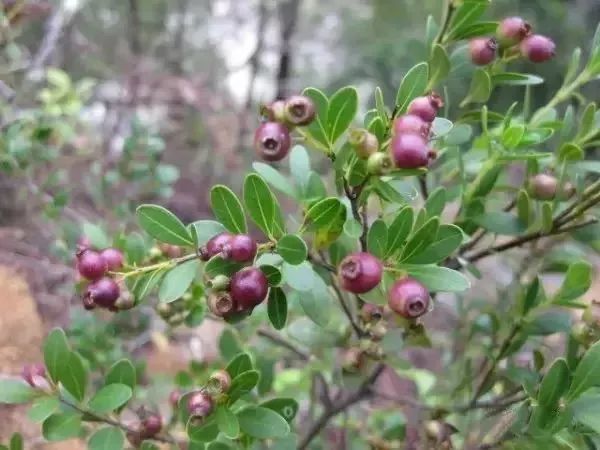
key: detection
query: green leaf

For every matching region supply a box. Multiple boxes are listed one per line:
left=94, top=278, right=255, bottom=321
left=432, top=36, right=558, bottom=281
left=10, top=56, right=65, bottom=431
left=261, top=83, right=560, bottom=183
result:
left=395, top=62, right=429, bottom=113
left=136, top=204, right=193, bottom=246
left=554, top=261, right=592, bottom=303
left=295, top=272, right=332, bottom=328
left=374, top=86, right=389, bottom=126
left=450, top=21, right=497, bottom=39
left=282, top=262, right=315, bottom=292
left=105, top=360, right=136, bottom=391
left=60, top=352, right=87, bottom=402
left=402, top=265, right=471, bottom=292
left=428, top=44, right=451, bottom=90
left=226, top=353, right=253, bottom=379
left=473, top=212, right=527, bottom=236
left=158, top=259, right=199, bottom=303
left=464, top=69, right=492, bottom=104
left=188, top=220, right=227, bottom=247
left=253, top=162, right=297, bottom=198
left=344, top=218, right=362, bottom=238
left=216, top=405, right=239, bottom=439
left=367, top=219, right=388, bottom=259
left=301, top=88, right=330, bottom=149
left=88, top=427, right=124, bottom=450
left=424, top=187, right=446, bottom=218
left=260, top=398, right=299, bottom=423
left=204, top=257, right=241, bottom=278
left=44, top=328, right=70, bottom=384
left=42, top=413, right=82, bottom=441
left=517, top=189, right=532, bottom=226
left=125, top=232, right=146, bottom=265
left=236, top=405, right=290, bottom=439
left=28, top=396, right=60, bottom=422
left=0, top=379, right=36, bottom=404
left=82, top=222, right=110, bottom=249
left=568, top=340, right=600, bottom=401
left=448, top=1, right=489, bottom=40
left=260, top=265, right=282, bottom=286
left=502, top=124, right=525, bottom=149
left=130, top=269, right=165, bottom=302
left=210, top=185, right=247, bottom=234
left=289, top=146, right=311, bottom=194
left=88, top=384, right=132, bottom=414
left=187, top=419, right=219, bottom=443
left=327, top=86, right=358, bottom=144
left=219, top=329, right=242, bottom=361
left=406, top=224, right=463, bottom=264
left=400, top=217, right=440, bottom=261
left=386, top=207, right=414, bottom=257
left=558, top=143, right=584, bottom=162
left=521, top=277, right=541, bottom=316
left=538, top=358, right=569, bottom=408
left=9, top=433, right=22, bottom=450
left=572, top=392, right=600, bottom=434
left=243, top=173, right=283, bottom=239
left=277, top=235, right=308, bottom=265
left=492, top=73, right=544, bottom=86
left=541, top=202, right=553, bottom=233
left=304, top=197, right=344, bottom=230
left=228, top=370, right=260, bottom=403
left=267, top=287, right=287, bottom=330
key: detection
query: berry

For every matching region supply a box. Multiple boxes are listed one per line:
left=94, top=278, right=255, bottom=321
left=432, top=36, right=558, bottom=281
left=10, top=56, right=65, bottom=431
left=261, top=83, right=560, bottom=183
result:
left=529, top=174, right=558, bottom=200
left=349, top=128, right=379, bottom=159
left=284, top=95, right=316, bottom=126
left=230, top=267, right=269, bottom=310
left=159, top=243, right=184, bottom=258
left=207, top=370, right=232, bottom=394
left=141, top=414, right=162, bottom=438
left=338, top=252, right=383, bottom=294
left=228, top=234, right=257, bottom=262
left=83, top=295, right=96, bottom=310
left=169, top=390, right=181, bottom=408
left=497, top=17, right=531, bottom=47
left=262, top=99, right=286, bottom=123
left=407, top=94, right=443, bottom=123
left=393, top=114, right=430, bottom=138
left=388, top=277, right=430, bottom=319
left=254, top=122, right=292, bottom=162
left=85, top=277, right=120, bottom=309
left=390, top=133, right=432, bottom=169
left=100, top=248, right=124, bottom=271
left=208, top=274, right=230, bottom=292
left=21, top=363, right=46, bottom=388
left=360, top=303, right=383, bottom=323
left=342, top=348, right=366, bottom=373
left=366, top=152, right=392, bottom=175
left=77, top=235, right=92, bottom=250
left=187, top=391, right=214, bottom=418
left=520, top=35, right=556, bottom=63
left=77, top=248, right=107, bottom=281
left=207, top=292, right=236, bottom=317
left=469, top=37, right=498, bottom=65
left=204, top=232, right=233, bottom=259
left=560, top=182, right=576, bottom=200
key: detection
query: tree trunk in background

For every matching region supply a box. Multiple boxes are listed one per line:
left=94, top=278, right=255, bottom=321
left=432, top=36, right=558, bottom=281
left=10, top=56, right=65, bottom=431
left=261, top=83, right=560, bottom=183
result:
left=170, top=0, right=189, bottom=75
left=127, top=0, right=141, bottom=55
left=275, top=0, right=301, bottom=99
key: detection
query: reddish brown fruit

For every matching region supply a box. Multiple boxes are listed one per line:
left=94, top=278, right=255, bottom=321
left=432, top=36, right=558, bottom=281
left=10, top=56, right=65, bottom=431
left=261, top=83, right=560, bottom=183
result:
left=254, top=122, right=292, bottom=162
left=141, top=414, right=162, bottom=438
left=21, top=363, right=46, bottom=388
left=77, top=248, right=107, bottom=281
left=469, top=37, right=498, bottom=65
left=100, top=248, right=124, bottom=271
left=529, top=174, right=558, bottom=200
left=204, top=232, right=234, bottom=259
left=393, top=114, right=431, bottom=138
left=228, top=234, right=257, bottom=262
left=284, top=95, right=316, bottom=126
left=207, top=369, right=232, bottom=394
left=85, top=277, right=120, bottom=309
left=208, top=292, right=237, bottom=317
left=388, top=277, right=430, bottom=319
left=230, top=267, right=269, bottom=310
left=338, top=252, right=383, bottom=294
left=520, top=35, right=556, bottom=63
left=390, top=133, right=432, bottom=169
left=497, top=17, right=531, bottom=47
left=187, top=391, right=214, bottom=418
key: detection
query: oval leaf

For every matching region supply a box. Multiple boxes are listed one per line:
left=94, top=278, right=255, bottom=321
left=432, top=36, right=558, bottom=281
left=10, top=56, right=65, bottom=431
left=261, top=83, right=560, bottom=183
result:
left=236, top=405, right=290, bottom=439
left=44, top=328, right=70, bottom=384
left=216, top=405, right=239, bottom=439
left=277, top=235, right=308, bottom=265
left=42, top=413, right=82, bottom=442
left=158, top=260, right=199, bottom=303
left=210, top=185, right=247, bottom=234
left=267, top=287, right=288, bottom=330
left=88, top=384, right=133, bottom=414
left=327, top=86, right=358, bottom=144
left=136, top=204, right=193, bottom=246
left=88, top=427, right=124, bottom=450
left=396, top=62, right=429, bottom=113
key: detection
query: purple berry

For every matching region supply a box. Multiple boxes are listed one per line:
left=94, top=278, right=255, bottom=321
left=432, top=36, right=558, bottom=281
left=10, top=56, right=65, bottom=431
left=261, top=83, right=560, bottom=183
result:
left=284, top=95, right=316, bottom=126
left=204, top=232, right=233, bottom=259
left=390, top=133, right=432, bottom=169
left=100, top=248, right=124, bottom=271
left=85, top=277, right=120, bottom=309
left=497, top=17, right=531, bottom=47
left=77, top=248, right=107, bottom=281
left=187, top=391, right=214, bottom=418
left=469, top=37, right=497, bottom=66
left=230, top=267, right=269, bottom=310
left=141, top=414, right=162, bottom=438
left=254, top=122, right=292, bottom=162
left=521, top=35, right=556, bottom=63
left=407, top=94, right=443, bottom=123
left=529, top=174, right=558, bottom=200
left=207, top=292, right=236, bottom=317
left=207, top=370, right=232, bottom=394
left=393, top=114, right=431, bottom=138
left=338, top=252, right=383, bottom=294
left=21, top=363, right=46, bottom=388
left=228, top=234, right=257, bottom=262
left=388, top=277, right=430, bottom=319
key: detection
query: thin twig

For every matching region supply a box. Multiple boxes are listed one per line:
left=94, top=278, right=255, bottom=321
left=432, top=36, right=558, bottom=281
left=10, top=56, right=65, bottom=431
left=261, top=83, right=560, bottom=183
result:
left=257, top=328, right=310, bottom=361
left=329, top=273, right=365, bottom=337
left=343, top=180, right=368, bottom=251
left=434, top=0, right=455, bottom=45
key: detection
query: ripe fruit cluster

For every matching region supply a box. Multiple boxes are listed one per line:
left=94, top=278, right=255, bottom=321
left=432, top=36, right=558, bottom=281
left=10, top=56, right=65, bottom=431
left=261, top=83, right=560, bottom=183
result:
left=76, top=242, right=127, bottom=312
left=337, top=252, right=431, bottom=320
left=126, top=411, right=164, bottom=446
left=201, top=232, right=268, bottom=319
left=185, top=370, right=232, bottom=422
left=469, top=16, right=555, bottom=66
left=254, top=95, right=316, bottom=162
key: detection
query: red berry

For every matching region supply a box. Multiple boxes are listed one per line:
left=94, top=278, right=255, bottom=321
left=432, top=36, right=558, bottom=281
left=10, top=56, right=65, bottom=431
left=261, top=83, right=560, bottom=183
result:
left=207, top=370, right=232, bottom=394
left=529, top=174, right=558, bottom=200
left=469, top=37, right=497, bottom=65
left=393, top=114, right=430, bottom=138
left=141, top=414, right=162, bottom=438
left=407, top=95, right=442, bottom=123
left=228, top=234, right=257, bottom=262
left=187, top=391, right=214, bottom=418
left=338, top=252, right=383, bottom=294
left=520, top=35, right=556, bottom=63
left=85, top=277, right=120, bottom=308
left=204, top=232, right=233, bottom=259
left=77, top=236, right=92, bottom=250
left=77, top=248, right=107, bottom=281
left=497, top=17, right=531, bottom=47
left=254, top=122, right=292, bottom=162
left=284, top=95, right=316, bottom=126
left=207, top=292, right=236, bottom=317
left=388, top=277, right=430, bottom=319
left=21, top=363, right=46, bottom=388
left=230, top=267, right=269, bottom=310
left=100, top=248, right=124, bottom=271
left=390, top=133, right=432, bottom=169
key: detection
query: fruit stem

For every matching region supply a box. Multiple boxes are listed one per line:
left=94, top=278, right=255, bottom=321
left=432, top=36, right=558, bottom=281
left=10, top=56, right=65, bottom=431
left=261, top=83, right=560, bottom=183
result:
left=114, top=253, right=199, bottom=279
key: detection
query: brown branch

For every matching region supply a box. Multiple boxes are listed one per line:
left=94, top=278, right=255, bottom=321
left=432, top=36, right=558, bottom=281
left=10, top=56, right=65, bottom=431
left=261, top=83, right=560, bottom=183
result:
left=298, top=363, right=385, bottom=450
left=257, top=328, right=310, bottom=361
left=329, top=273, right=365, bottom=338
left=344, top=180, right=368, bottom=251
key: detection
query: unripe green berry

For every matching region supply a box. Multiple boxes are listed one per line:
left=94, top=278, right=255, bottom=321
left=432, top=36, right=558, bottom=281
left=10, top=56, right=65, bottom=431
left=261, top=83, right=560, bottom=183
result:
left=349, top=128, right=379, bottom=159
left=208, top=274, right=230, bottom=292
left=367, top=152, right=392, bottom=175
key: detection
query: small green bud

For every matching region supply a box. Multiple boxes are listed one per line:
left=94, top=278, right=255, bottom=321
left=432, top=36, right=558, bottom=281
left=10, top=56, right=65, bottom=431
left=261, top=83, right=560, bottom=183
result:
left=366, top=152, right=392, bottom=175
